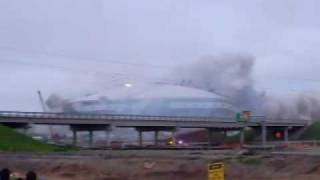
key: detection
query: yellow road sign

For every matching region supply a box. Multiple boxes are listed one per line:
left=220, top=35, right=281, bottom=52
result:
left=208, top=162, right=224, bottom=180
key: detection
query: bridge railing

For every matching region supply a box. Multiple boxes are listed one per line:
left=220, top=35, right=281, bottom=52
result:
left=0, top=111, right=308, bottom=124
left=0, top=111, right=242, bottom=121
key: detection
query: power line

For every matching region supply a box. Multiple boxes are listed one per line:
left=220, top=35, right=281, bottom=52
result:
left=1, top=59, right=122, bottom=76
left=0, top=46, right=174, bottom=70
left=1, top=59, right=162, bottom=86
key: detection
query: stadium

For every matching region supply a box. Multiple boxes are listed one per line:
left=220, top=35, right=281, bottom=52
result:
left=67, top=83, right=237, bottom=117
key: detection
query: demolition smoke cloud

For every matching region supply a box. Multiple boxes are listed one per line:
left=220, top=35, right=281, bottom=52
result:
left=171, top=54, right=264, bottom=112
left=263, top=94, right=320, bottom=120
left=171, top=54, right=320, bottom=120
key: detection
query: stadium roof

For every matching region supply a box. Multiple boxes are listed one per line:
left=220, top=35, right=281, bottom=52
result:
left=72, top=83, right=226, bottom=102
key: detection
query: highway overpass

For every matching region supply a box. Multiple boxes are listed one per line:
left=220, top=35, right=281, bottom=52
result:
left=0, top=111, right=310, bottom=147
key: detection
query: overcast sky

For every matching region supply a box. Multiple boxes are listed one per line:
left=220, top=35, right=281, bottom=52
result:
left=1, top=0, right=320, bottom=111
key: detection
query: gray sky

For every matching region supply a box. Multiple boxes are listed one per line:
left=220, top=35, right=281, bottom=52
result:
left=1, top=0, right=320, bottom=111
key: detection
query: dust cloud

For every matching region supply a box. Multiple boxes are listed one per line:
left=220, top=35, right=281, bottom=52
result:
left=171, top=54, right=320, bottom=120
left=170, top=54, right=264, bottom=112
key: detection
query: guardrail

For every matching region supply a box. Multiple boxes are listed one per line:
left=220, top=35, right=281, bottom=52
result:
left=0, top=111, right=309, bottom=125
left=245, top=140, right=320, bottom=150
left=0, top=111, right=262, bottom=121
left=286, top=140, right=320, bottom=147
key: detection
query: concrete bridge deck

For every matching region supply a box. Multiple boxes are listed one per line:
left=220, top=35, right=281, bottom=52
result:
left=0, top=111, right=308, bottom=128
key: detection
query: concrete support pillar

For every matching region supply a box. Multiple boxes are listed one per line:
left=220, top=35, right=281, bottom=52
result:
left=240, top=128, right=245, bottom=147
left=105, top=129, right=111, bottom=147
left=23, top=127, right=28, bottom=134
left=284, top=127, right=289, bottom=142
left=154, top=130, right=159, bottom=146
left=262, top=125, right=267, bottom=146
left=223, top=130, right=227, bottom=140
left=172, top=127, right=180, bottom=137
left=138, top=130, right=143, bottom=147
left=221, top=130, right=227, bottom=145
left=105, top=125, right=113, bottom=147
left=72, top=130, right=77, bottom=146
left=207, top=129, right=213, bottom=147
left=89, top=130, right=93, bottom=147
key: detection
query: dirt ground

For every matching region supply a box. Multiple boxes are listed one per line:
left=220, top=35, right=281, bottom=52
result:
left=1, top=150, right=320, bottom=180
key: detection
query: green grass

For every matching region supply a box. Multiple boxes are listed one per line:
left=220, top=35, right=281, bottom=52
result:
left=0, top=125, right=76, bottom=152
left=300, top=122, right=320, bottom=140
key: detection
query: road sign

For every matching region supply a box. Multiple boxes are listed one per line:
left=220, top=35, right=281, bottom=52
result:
left=235, top=111, right=251, bottom=122
left=236, top=112, right=242, bottom=122
left=208, top=162, right=224, bottom=180
left=242, top=111, right=250, bottom=122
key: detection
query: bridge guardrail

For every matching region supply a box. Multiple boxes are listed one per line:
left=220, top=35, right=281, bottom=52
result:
left=0, top=111, right=308, bottom=125
left=0, top=111, right=250, bottom=121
